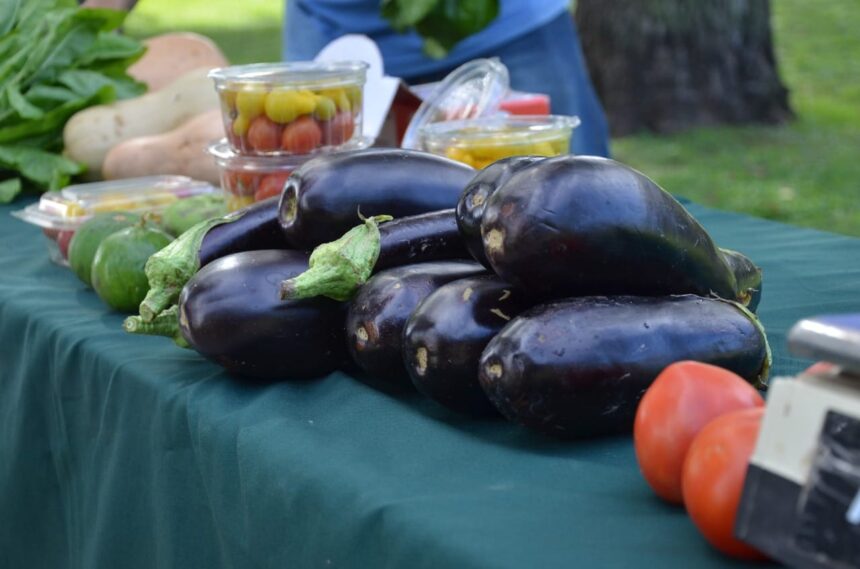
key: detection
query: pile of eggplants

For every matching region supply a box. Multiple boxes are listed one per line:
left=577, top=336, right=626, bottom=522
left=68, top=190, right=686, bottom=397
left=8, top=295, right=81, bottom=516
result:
left=127, top=150, right=769, bottom=441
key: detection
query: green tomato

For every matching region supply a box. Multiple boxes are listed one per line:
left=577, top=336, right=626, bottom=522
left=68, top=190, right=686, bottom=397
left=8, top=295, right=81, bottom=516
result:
left=313, top=96, right=337, bottom=121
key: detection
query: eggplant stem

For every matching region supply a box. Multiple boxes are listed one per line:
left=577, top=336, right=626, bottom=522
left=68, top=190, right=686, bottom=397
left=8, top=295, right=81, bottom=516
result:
left=123, top=305, right=189, bottom=348
left=138, top=215, right=235, bottom=322
left=279, top=214, right=393, bottom=301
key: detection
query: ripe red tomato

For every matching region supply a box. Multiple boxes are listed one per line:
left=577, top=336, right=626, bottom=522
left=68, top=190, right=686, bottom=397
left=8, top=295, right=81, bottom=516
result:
left=224, top=170, right=258, bottom=196
left=281, top=116, right=322, bottom=154
left=246, top=116, right=283, bottom=152
left=254, top=172, right=292, bottom=202
left=57, top=230, right=74, bottom=259
left=682, top=407, right=768, bottom=561
left=634, top=361, right=764, bottom=504
left=319, top=111, right=354, bottom=146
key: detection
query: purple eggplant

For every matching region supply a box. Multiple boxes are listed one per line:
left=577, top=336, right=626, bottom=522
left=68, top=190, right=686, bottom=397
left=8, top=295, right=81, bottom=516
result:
left=455, top=156, right=544, bottom=267
left=178, top=249, right=347, bottom=380
left=138, top=197, right=290, bottom=322
left=478, top=295, right=771, bottom=439
left=480, top=156, right=750, bottom=304
left=278, top=148, right=475, bottom=249
left=403, top=275, right=531, bottom=416
left=346, top=261, right=485, bottom=385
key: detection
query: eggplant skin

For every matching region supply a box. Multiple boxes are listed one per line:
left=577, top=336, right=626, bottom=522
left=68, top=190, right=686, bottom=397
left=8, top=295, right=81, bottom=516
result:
left=375, top=209, right=471, bottom=272
left=346, top=261, right=485, bottom=385
left=279, top=149, right=475, bottom=249
left=481, top=156, right=740, bottom=302
left=455, top=156, right=544, bottom=267
left=199, top=197, right=288, bottom=266
left=180, top=250, right=347, bottom=380
left=478, top=295, right=769, bottom=439
left=403, top=275, right=531, bottom=416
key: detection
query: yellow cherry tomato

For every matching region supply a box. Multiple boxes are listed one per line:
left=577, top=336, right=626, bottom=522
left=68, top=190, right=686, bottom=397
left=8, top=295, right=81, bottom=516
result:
left=345, top=85, right=362, bottom=110
left=294, top=90, right=318, bottom=115
left=233, top=114, right=251, bottom=136
left=313, top=96, right=337, bottom=121
left=222, top=89, right=238, bottom=111
left=320, top=88, right=350, bottom=112
left=235, top=87, right=267, bottom=118
left=264, top=89, right=299, bottom=124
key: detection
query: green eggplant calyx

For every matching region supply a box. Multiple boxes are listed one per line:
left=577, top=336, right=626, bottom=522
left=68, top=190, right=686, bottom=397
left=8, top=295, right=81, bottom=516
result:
left=716, top=296, right=772, bottom=390
left=138, top=214, right=236, bottom=322
left=279, top=214, right=393, bottom=302
left=123, top=305, right=189, bottom=348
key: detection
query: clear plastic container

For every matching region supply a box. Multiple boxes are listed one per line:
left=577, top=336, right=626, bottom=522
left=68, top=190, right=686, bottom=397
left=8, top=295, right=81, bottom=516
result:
left=419, top=115, right=580, bottom=169
left=208, top=137, right=371, bottom=211
left=11, top=176, right=218, bottom=266
left=209, top=62, right=368, bottom=156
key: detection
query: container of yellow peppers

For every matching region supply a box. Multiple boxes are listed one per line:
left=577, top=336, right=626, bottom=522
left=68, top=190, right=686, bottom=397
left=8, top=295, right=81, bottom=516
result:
left=418, top=115, right=580, bottom=169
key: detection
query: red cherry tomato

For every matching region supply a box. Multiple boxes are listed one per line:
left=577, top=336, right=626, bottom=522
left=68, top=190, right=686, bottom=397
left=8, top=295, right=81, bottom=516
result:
left=281, top=116, right=322, bottom=154
left=319, top=111, right=355, bottom=146
left=224, top=170, right=258, bottom=196
left=803, top=362, right=835, bottom=376
left=247, top=116, right=283, bottom=152
left=254, top=172, right=292, bottom=202
left=682, top=407, right=768, bottom=561
left=57, top=230, right=74, bottom=259
left=634, top=361, right=764, bottom=504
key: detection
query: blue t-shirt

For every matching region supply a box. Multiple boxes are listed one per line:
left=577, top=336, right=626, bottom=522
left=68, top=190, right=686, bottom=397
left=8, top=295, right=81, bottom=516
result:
left=284, top=0, right=570, bottom=78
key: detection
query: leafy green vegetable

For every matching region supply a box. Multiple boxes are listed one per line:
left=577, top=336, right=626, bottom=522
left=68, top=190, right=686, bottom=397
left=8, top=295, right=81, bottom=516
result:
left=381, top=0, right=499, bottom=59
left=0, top=1, right=145, bottom=203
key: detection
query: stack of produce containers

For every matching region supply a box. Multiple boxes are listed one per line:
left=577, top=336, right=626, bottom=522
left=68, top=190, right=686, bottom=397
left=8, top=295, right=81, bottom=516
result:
left=207, top=62, right=371, bottom=211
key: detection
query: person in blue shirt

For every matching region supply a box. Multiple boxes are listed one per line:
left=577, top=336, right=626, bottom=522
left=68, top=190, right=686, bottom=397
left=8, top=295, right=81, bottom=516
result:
left=283, top=0, right=611, bottom=157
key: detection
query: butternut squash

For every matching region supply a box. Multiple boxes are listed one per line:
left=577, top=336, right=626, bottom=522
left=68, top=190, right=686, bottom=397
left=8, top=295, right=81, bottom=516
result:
left=128, top=33, right=229, bottom=92
left=102, top=110, right=223, bottom=184
left=63, top=68, right=220, bottom=179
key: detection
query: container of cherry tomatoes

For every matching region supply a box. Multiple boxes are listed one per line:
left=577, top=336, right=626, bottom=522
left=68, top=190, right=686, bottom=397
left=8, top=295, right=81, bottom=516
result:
left=209, top=139, right=369, bottom=211
left=209, top=61, right=368, bottom=156
left=11, top=176, right=217, bottom=266
left=418, top=115, right=580, bottom=169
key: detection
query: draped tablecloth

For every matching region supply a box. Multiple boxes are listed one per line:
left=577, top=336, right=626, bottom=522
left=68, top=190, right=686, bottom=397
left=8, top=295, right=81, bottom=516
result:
left=2, top=197, right=859, bottom=569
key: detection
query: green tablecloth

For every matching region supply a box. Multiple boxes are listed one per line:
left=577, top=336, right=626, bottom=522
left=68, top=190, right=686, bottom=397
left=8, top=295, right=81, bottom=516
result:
left=2, top=197, right=859, bottom=569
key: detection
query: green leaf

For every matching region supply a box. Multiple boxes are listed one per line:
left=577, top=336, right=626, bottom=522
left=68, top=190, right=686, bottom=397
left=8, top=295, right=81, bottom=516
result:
left=0, top=176, right=22, bottom=203
left=0, top=144, right=83, bottom=190
left=25, top=84, right=79, bottom=106
left=380, top=0, right=439, bottom=31
left=59, top=68, right=144, bottom=100
left=6, top=84, right=44, bottom=120
left=0, top=0, right=21, bottom=36
left=78, top=30, right=145, bottom=66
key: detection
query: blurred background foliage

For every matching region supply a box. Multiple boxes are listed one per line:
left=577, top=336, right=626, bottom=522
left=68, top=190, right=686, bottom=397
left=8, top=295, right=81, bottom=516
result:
left=125, top=0, right=860, bottom=236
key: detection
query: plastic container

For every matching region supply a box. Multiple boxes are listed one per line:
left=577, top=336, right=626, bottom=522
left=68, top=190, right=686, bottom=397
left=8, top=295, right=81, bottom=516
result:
left=11, top=176, right=217, bottom=266
left=209, top=61, right=368, bottom=156
left=401, top=58, right=509, bottom=150
left=208, top=137, right=371, bottom=211
left=419, top=115, right=580, bottom=169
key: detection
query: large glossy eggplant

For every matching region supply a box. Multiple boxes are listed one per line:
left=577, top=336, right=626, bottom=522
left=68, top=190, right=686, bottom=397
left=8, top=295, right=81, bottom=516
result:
left=347, top=261, right=485, bottom=384
left=178, top=249, right=348, bottom=380
left=279, top=210, right=472, bottom=301
left=720, top=249, right=763, bottom=312
left=456, top=156, right=544, bottom=267
left=279, top=148, right=475, bottom=249
left=478, top=295, right=771, bottom=439
left=138, top=197, right=287, bottom=322
left=403, top=275, right=531, bottom=416
left=480, top=156, right=750, bottom=305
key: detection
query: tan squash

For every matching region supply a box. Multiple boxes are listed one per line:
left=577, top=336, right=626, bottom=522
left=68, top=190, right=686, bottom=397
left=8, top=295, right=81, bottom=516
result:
left=128, top=32, right=229, bottom=92
left=63, top=68, right=220, bottom=179
left=102, top=110, right=223, bottom=184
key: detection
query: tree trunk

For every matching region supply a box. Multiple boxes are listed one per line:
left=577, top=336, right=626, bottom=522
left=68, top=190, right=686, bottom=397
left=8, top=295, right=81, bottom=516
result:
left=575, top=0, right=793, bottom=135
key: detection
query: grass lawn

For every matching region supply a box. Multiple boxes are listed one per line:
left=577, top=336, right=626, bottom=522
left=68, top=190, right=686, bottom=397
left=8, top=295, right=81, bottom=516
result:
left=125, top=0, right=860, bottom=236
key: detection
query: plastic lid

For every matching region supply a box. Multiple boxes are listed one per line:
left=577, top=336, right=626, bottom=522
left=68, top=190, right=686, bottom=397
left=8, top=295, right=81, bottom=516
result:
left=401, top=58, right=510, bottom=150
left=209, top=61, right=369, bottom=89
left=11, top=176, right=218, bottom=231
left=208, top=137, right=374, bottom=171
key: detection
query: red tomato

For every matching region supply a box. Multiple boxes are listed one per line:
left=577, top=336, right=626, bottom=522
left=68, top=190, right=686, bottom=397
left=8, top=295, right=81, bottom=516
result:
left=254, top=172, right=292, bottom=202
left=247, top=116, right=283, bottom=152
left=57, top=230, right=74, bottom=259
left=682, top=407, right=768, bottom=561
left=281, top=116, right=322, bottom=154
left=634, top=361, right=764, bottom=504
left=224, top=170, right=258, bottom=196
left=319, top=111, right=354, bottom=146
left=803, top=361, right=835, bottom=376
